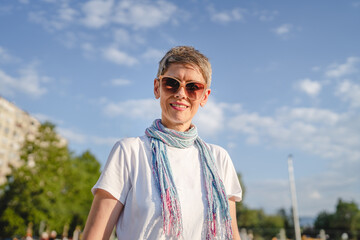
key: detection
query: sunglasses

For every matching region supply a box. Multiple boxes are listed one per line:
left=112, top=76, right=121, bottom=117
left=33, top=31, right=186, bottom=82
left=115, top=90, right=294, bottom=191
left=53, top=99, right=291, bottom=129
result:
left=158, top=76, right=206, bottom=100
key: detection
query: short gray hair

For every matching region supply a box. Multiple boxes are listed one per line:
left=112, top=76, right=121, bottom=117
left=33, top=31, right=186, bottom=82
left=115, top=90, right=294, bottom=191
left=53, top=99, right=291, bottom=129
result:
left=157, top=46, right=212, bottom=87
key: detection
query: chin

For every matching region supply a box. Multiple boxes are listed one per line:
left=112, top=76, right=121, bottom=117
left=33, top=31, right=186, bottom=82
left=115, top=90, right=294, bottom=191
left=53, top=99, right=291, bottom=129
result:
left=161, top=116, right=192, bottom=129
left=171, top=114, right=193, bottom=124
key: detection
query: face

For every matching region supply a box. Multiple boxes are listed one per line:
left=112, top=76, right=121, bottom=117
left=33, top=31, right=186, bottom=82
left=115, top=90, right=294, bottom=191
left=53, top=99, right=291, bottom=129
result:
left=154, top=63, right=211, bottom=132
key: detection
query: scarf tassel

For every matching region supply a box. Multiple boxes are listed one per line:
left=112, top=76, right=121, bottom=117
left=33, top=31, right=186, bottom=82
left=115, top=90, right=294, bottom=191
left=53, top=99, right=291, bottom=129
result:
left=161, top=188, right=182, bottom=238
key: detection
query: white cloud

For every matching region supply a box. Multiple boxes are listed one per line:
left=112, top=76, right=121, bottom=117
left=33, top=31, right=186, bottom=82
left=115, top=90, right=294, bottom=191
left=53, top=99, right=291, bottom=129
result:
left=112, top=0, right=178, bottom=29
left=246, top=169, right=360, bottom=217
left=113, top=28, right=131, bottom=45
left=102, top=46, right=138, bottom=66
left=82, top=42, right=94, bottom=51
left=58, top=32, right=78, bottom=48
left=81, top=42, right=96, bottom=57
left=0, top=64, right=49, bottom=98
left=193, top=99, right=226, bottom=137
left=312, top=66, right=321, bottom=72
left=0, top=46, right=19, bottom=63
left=309, top=190, right=322, bottom=200
left=273, top=23, right=292, bottom=36
left=141, top=48, right=164, bottom=61
left=103, top=98, right=160, bottom=120
left=336, top=80, right=360, bottom=108
left=109, top=78, right=132, bottom=86
left=246, top=179, right=291, bottom=213
left=228, top=107, right=359, bottom=163
left=22, top=0, right=176, bottom=65
left=254, top=10, right=278, bottom=22
left=325, top=57, right=359, bottom=78
left=31, top=113, right=52, bottom=123
left=208, top=6, right=245, bottom=24
left=297, top=78, right=322, bottom=97
left=296, top=171, right=359, bottom=216
left=58, top=3, right=78, bottom=22
left=58, top=127, right=118, bottom=146
left=31, top=113, right=64, bottom=125
left=29, top=0, right=178, bottom=31
left=91, top=136, right=119, bottom=145
left=29, top=2, right=78, bottom=31
left=193, top=99, right=242, bottom=137
left=111, top=28, right=146, bottom=48
left=0, top=6, right=13, bottom=15
left=81, top=0, right=114, bottom=28
left=243, top=157, right=360, bottom=216
left=58, top=128, right=87, bottom=144
left=282, top=107, right=340, bottom=125
left=28, top=11, right=47, bottom=27
left=254, top=61, right=280, bottom=73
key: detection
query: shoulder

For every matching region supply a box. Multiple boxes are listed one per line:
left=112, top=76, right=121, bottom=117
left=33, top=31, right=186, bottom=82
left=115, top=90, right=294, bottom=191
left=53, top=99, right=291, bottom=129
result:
left=101, top=136, right=151, bottom=181
left=113, top=135, right=150, bottom=152
left=206, top=143, right=234, bottom=175
left=117, top=135, right=149, bottom=146
left=207, top=143, right=231, bottom=160
left=105, top=136, right=150, bottom=168
left=206, top=143, right=242, bottom=200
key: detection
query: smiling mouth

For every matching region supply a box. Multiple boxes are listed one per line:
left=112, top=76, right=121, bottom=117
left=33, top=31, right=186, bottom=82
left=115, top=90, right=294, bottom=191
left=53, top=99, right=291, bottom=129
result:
left=170, top=103, right=188, bottom=109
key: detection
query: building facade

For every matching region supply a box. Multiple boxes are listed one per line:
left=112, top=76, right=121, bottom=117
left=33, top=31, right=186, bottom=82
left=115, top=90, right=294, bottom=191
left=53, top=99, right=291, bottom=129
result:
left=0, top=97, right=40, bottom=185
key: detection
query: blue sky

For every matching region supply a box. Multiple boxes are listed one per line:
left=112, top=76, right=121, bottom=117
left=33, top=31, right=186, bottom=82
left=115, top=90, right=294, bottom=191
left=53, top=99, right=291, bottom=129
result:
left=1, top=0, right=359, bottom=218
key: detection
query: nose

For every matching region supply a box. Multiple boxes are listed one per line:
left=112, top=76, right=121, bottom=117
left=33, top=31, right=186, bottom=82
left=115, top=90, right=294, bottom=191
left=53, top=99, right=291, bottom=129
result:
left=174, top=85, right=187, bottom=99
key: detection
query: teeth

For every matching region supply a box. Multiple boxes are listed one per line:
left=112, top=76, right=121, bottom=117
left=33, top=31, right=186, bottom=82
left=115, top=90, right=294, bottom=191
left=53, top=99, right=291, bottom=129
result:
left=171, top=104, right=187, bottom=108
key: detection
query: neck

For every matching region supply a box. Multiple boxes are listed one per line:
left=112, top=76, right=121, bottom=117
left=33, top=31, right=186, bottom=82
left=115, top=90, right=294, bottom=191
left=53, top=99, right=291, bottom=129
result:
left=161, top=120, right=192, bottom=132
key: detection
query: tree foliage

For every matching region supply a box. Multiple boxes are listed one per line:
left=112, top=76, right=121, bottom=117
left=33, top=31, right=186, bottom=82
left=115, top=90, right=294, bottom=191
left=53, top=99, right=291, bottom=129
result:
left=0, top=122, right=101, bottom=238
left=236, top=173, right=285, bottom=239
left=314, top=198, right=360, bottom=240
left=237, top=206, right=285, bottom=239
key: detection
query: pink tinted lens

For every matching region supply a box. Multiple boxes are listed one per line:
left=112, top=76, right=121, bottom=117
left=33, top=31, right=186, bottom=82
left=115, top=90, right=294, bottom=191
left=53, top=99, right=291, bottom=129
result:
left=185, top=82, right=205, bottom=99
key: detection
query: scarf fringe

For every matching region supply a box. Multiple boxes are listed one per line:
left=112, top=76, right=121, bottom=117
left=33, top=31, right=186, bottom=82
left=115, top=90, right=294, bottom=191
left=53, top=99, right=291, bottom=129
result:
left=205, top=219, right=233, bottom=240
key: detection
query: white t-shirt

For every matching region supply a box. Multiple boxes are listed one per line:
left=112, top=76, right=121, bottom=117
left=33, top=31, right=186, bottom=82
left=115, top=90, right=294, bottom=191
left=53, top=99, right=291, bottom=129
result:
left=92, top=135, right=242, bottom=240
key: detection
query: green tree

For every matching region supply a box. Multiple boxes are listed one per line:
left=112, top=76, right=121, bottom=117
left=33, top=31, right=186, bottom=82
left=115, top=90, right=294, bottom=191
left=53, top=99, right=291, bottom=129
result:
left=332, top=199, right=359, bottom=239
left=236, top=173, right=246, bottom=224
left=235, top=173, right=285, bottom=239
left=237, top=206, right=284, bottom=239
left=259, top=214, right=285, bottom=239
left=0, top=122, right=101, bottom=238
left=314, top=211, right=332, bottom=230
left=65, top=150, right=101, bottom=232
left=278, top=208, right=293, bottom=238
left=351, top=211, right=360, bottom=240
left=238, top=206, right=263, bottom=228
left=314, top=199, right=360, bottom=240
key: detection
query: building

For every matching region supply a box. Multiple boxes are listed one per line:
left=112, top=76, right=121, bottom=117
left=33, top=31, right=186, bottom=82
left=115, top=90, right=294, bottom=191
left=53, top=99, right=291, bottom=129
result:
left=0, top=97, right=41, bottom=184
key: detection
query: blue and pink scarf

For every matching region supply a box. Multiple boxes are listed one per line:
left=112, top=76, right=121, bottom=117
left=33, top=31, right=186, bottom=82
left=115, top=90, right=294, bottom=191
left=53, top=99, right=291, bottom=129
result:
left=145, top=119, right=233, bottom=239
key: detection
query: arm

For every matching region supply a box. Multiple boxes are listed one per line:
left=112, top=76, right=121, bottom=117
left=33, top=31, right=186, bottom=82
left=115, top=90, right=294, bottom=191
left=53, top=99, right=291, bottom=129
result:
left=229, top=199, right=241, bottom=240
left=82, top=189, right=124, bottom=240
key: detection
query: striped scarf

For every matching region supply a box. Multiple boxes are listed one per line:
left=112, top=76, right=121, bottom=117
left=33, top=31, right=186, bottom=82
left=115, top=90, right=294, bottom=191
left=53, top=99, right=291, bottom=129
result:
left=145, top=119, right=233, bottom=239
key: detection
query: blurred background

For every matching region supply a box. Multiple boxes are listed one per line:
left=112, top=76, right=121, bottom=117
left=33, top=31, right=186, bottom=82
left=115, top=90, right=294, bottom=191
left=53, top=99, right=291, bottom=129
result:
left=0, top=0, right=359, bottom=239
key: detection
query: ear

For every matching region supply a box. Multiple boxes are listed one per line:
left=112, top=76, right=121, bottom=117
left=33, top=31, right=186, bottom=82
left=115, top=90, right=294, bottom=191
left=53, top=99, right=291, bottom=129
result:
left=200, top=88, right=211, bottom=107
left=154, top=78, right=160, bottom=99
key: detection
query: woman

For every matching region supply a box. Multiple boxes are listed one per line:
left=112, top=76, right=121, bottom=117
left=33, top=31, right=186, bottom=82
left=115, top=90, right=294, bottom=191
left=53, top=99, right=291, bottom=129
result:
left=83, top=46, right=242, bottom=240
